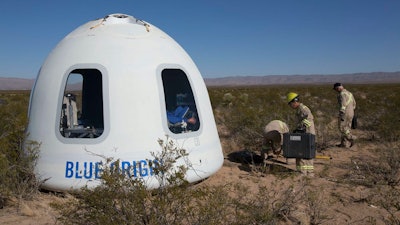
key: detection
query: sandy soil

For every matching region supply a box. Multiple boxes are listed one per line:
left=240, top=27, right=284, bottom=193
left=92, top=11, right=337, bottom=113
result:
left=1, top=129, right=398, bottom=224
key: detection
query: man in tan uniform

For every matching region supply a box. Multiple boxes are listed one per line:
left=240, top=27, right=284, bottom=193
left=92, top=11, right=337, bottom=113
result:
left=333, top=83, right=356, bottom=148
left=287, top=92, right=316, bottom=176
left=261, top=120, right=289, bottom=160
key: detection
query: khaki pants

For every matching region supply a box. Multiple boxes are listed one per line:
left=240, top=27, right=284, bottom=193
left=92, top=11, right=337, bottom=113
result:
left=296, top=158, right=314, bottom=176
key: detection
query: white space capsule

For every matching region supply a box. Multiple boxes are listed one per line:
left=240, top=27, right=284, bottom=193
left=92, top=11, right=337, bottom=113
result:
left=26, top=13, right=223, bottom=191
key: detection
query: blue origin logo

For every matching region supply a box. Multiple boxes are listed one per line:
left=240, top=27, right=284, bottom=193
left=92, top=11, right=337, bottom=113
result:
left=65, top=159, right=158, bottom=179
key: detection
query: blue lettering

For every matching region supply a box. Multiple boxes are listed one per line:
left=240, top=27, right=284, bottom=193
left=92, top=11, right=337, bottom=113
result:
left=121, top=161, right=131, bottom=176
left=149, top=160, right=158, bottom=176
left=75, top=162, right=83, bottom=179
left=95, top=162, right=103, bottom=179
left=132, top=161, right=137, bottom=177
left=64, top=158, right=158, bottom=180
left=83, top=162, right=93, bottom=179
left=139, top=160, right=148, bottom=177
left=65, top=161, right=74, bottom=178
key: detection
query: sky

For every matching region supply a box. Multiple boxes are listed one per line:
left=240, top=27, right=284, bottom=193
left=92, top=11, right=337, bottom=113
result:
left=1, top=0, right=399, bottom=79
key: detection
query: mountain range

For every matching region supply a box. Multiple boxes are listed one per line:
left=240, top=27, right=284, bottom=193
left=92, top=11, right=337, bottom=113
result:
left=204, top=72, right=400, bottom=86
left=1, top=72, right=399, bottom=90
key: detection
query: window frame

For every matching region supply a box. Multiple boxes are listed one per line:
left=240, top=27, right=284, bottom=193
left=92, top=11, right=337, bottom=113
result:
left=56, top=64, right=109, bottom=144
left=157, top=64, right=202, bottom=137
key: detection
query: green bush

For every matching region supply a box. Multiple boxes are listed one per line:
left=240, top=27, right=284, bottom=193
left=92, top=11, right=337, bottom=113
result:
left=0, top=91, right=40, bottom=207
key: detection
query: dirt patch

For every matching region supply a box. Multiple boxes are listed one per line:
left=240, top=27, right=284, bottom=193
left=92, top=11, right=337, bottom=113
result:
left=0, top=193, right=59, bottom=225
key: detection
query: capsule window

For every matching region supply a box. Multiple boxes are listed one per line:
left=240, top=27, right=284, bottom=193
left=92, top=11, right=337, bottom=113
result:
left=59, top=69, right=104, bottom=138
left=162, top=69, right=200, bottom=134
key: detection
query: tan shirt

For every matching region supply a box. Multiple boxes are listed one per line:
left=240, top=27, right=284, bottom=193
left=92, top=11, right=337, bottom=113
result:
left=337, top=89, right=356, bottom=115
left=295, top=103, right=315, bottom=135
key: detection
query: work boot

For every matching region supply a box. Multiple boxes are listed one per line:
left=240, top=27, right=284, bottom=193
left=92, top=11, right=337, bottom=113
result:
left=336, top=138, right=347, bottom=148
left=349, top=139, right=355, bottom=148
left=335, top=143, right=346, bottom=148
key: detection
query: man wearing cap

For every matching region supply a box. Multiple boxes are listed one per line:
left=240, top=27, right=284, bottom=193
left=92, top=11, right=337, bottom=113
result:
left=333, top=83, right=356, bottom=148
left=261, top=120, right=289, bottom=160
left=287, top=92, right=316, bottom=176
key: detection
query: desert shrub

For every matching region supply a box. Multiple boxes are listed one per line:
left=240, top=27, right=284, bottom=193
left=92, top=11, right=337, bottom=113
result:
left=341, top=142, right=400, bottom=223
left=374, top=91, right=400, bottom=142
left=232, top=179, right=331, bottom=225
left=0, top=91, right=40, bottom=207
left=351, top=84, right=400, bottom=142
left=232, top=183, right=291, bottom=224
left=209, top=86, right=291, bottom=154
left=343, top=143, right=400, bottom=187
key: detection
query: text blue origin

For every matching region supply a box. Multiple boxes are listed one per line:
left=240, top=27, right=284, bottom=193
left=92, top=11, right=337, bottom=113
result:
left=65, top=160, right=158, bottom=179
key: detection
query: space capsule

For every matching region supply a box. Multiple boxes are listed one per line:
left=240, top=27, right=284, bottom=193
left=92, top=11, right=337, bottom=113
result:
left=26, top=13, right=223, bottom=191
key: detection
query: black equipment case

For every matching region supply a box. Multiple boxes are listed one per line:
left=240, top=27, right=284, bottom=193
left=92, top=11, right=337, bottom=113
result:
left=283, top=133, right=316, bottom=159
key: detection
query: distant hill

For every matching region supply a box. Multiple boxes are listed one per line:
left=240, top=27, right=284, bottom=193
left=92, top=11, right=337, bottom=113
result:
left=204, top=72, right=400, bottom=86
left=1, top=72, right=399, bottom=90
left=0, top=77, right=35, bottom=90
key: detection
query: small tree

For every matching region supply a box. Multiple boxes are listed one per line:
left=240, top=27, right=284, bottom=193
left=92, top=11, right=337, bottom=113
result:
left=53, top=135, right=194, bottom=225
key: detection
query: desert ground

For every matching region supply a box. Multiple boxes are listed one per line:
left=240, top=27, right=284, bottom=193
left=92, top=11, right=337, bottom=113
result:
left=1, top=127, right=398, bottom=225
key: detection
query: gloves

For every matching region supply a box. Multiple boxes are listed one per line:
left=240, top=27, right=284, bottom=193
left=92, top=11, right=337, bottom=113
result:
left=302, top=119, right=311, bottom=127
left=339, top=111, right=345, bottom=121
